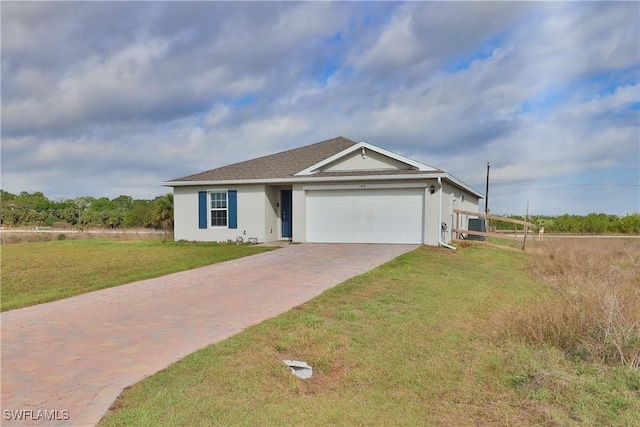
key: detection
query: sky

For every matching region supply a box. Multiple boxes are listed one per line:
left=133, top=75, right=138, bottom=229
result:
left=1, top=1, right=639, bottom=216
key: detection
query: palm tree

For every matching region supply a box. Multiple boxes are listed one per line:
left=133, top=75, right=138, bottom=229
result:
left=152, top=193, right=174, bottom=230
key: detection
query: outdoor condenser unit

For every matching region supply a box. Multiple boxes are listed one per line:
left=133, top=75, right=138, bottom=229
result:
left=467, top=218, right=486, bottom=241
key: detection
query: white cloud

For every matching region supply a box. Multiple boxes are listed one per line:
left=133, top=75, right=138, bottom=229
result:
left=1, top=1, right=638, bottom=214
left=356, top=8, right=420, bottom=70
left=580, top=84, right=639, bottom=115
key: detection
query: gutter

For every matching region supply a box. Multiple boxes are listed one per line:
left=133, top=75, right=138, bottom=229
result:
left=161, top=173, right=484, bottom=199
left=162, top=173, right=449, bottom=187
left=438, top=177, right=456, bottom=250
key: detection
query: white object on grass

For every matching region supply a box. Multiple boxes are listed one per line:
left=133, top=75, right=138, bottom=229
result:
left=283, top=360, right=313, bottom=379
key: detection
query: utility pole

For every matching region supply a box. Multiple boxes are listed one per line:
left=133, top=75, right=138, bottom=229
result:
left=485, top=162, right=490, bottom=232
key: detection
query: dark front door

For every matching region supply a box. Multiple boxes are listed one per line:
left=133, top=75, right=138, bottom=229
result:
left=281, top=189, right=292, bottom=239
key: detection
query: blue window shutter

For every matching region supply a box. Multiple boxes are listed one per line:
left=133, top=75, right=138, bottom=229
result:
left=228, top=190, right=237, bottom=229
left=198, top=191, right=207, bottom=229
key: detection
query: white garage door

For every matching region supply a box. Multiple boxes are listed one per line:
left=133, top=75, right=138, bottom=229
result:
left=306, top=188, right=424, bottom=244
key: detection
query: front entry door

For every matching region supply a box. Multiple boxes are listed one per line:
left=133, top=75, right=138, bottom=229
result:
left=281, top=190, right=292, bottom=239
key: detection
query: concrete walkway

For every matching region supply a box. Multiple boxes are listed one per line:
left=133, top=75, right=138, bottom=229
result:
left=1, top=243, right=417, bottom=426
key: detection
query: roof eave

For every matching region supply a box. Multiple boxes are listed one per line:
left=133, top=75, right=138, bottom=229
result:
left=163, top=172, right=483, bottom=198
left=442, top=173, right=484, bottom=199
left=163, top=173, right=445, bottom=187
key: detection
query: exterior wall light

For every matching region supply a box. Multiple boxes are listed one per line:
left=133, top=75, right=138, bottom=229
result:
left=429, top=185, right=436, bottom=194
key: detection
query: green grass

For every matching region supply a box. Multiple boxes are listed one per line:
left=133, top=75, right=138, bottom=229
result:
left=99, top=243, right=640, bottom=426
left=486, top=236, right=526, bottom=249
left=0, top=240, right=273, bottom=311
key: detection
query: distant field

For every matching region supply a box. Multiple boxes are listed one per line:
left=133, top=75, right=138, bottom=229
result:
left=0, top=228, right=171, bottom=244
left=0, top=240, right=273, bottom=311
left=100, top=239, right=640, bottom=426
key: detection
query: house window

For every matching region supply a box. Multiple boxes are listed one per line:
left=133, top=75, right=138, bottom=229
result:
left=210, top=192, right=227, bottom=227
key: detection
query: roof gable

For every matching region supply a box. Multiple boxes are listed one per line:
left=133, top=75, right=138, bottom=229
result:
left=294, top=141, right=438, bottom=176
left=322, top=149, right=412, bottom=172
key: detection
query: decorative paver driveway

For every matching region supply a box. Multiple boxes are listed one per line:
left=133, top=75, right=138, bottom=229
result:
left=1, top=243, right=417, bottom=426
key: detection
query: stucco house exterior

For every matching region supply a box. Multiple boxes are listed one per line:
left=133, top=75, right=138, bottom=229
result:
left=164, top=136, right=482, bottom=246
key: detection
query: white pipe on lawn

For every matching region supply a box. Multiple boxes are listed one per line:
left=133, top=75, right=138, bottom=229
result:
left=437, top=177, right=456, bottom=250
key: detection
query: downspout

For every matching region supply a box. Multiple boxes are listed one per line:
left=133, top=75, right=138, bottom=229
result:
left=438, top=177, right=456, bottom=250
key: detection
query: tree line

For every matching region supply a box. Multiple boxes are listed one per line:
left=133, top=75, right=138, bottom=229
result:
left=492, top=213, right=640, bottom=235
left=0, top=190, right=173, bottom=230
left=1, top=190, right=638, bottom=234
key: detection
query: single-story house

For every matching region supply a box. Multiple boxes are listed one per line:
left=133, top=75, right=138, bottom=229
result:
left=164, top=136, right=482, bottom=246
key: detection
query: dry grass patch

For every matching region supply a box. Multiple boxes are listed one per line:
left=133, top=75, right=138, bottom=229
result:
left=509, top=238, right=640, bottom=369
left=0, top=228, right=171, bottom=244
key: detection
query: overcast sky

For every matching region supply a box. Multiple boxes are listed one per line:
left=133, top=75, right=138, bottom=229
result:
left=2, top=1, right=639, bottom=215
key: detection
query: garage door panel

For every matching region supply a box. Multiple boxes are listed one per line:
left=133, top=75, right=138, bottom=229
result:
left=306, top=188, right=424, bottom=244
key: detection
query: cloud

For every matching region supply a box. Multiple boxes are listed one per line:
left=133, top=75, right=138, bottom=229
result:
left=1, top=1, right=638, bottom=215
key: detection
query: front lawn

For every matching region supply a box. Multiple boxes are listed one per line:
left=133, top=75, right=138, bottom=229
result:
left=1, top=240, right=273, bottom=311
left=100, top=242, right=639, bottom=426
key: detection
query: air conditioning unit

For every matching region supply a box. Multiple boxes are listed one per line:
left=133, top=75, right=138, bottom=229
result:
left=467, top=218, right=486, bottom=241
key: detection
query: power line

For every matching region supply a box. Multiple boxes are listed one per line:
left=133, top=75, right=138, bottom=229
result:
left=488, top=183, right=640, bottom=196
left=524, top=184, right=640, bottom=190
left=467, top=181, right=639, bottom=188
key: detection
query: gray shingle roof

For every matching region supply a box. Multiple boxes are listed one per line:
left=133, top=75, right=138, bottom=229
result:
left=169, top=136, right=359, bottom=182
left=167, top=136, right=443, bottom=183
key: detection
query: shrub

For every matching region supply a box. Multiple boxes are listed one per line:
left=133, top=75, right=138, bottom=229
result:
left=44, top=215, right=59, bottom=227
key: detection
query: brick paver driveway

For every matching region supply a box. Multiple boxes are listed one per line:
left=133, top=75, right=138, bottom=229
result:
left=1, top=243, right=417, bottom=426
